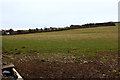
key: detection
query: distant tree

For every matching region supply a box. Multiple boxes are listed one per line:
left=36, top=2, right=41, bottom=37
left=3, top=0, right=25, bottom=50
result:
left=17, top=30, right=24, bottom=34
left=36, top=28, right=39, bottom=32
left=44, top=28, right=48, bottom=31
left=40, top=28, right=43, bottom=31
left=17, top=30, right=22, bottom=33
left=29, top=29, right=32, bottom=32
left=9, top=28, right=14, bottom=35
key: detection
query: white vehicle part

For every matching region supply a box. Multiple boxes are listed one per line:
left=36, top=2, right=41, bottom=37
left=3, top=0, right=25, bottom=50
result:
left=12, top=68, right=23, bottom=80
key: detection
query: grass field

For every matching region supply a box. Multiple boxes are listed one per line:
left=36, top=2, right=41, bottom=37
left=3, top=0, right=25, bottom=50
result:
left=2, top=26, right=118, bottom=62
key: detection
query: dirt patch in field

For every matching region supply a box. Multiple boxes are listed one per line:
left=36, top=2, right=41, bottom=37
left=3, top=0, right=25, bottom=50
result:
left=12, top=53, right=119, bottom=79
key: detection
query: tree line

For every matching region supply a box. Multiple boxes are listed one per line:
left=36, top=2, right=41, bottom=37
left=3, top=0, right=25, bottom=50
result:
left=1, top=22, right=116, bottom=35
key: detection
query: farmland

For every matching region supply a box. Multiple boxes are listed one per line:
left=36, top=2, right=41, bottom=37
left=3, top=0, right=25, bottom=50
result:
left=2, top=26, right=118, bottom=61
left=2, top=26, right=119, bottom=78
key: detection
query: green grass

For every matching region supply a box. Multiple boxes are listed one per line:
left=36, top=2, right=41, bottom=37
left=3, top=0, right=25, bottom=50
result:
left=2, top=26, right=118, bottom=61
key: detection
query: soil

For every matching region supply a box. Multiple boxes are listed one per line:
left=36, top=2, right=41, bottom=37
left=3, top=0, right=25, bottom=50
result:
left=11, top=53, right=119, bottom=80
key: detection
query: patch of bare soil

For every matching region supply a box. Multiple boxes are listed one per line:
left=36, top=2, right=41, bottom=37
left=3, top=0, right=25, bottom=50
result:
left=12, top=53, right=119, bottom=80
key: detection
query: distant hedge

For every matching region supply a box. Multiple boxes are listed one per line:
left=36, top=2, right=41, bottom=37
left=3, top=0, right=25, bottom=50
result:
left=1, top=22, right=116, bottom=35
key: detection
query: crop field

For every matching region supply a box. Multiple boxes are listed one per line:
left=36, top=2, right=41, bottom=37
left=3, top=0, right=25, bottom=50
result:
left=2, top=26, right=119, bottom=79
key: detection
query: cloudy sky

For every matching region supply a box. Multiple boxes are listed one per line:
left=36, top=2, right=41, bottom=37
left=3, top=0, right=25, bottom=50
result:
left=0, top=0, right=119, bottom=30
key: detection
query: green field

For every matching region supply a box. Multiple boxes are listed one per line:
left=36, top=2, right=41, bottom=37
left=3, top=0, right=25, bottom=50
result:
left=2, top=26, right=118, bottom=62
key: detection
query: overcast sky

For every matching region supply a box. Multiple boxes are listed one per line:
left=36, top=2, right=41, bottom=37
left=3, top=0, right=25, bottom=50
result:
left=0, top=0, right=119, bottom=30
